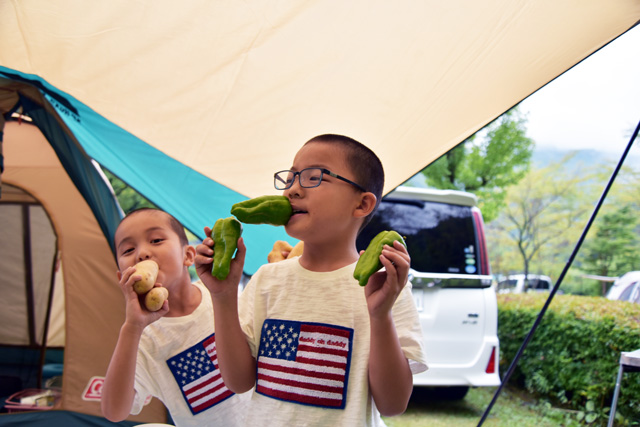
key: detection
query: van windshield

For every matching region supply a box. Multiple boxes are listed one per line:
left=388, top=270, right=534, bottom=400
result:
left=356, top=198, right=479, bottom=275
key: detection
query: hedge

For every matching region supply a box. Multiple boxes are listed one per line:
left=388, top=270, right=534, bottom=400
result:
left=498, top=293, right=640, bottom=425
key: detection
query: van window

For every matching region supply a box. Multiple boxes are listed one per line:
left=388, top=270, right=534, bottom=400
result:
left=357, top=198, right=479, bottom=275
left=528, top=278, right=550, bottom=291
left=497, top=279, right=517, bottom=293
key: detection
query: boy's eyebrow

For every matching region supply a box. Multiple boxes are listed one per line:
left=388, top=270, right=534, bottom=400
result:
left=290, top=163, right=331, bottom=171
left=115, top=226, right=167, bottom=250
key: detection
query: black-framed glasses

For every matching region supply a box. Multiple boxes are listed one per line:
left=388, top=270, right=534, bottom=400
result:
left=274, top=168, right=367, bottom=192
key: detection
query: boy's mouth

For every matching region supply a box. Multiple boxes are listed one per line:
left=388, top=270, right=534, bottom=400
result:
left=290, top=207, right=307, bottom=216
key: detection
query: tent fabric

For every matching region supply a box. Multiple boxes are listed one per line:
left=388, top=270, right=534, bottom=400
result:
left=1, top=1, right=639, bottom=193
left=0, top=195, right=56, bottom=347
left=0, top=79, right=124, bottom=253
left=1, top=2, right=639, bottom=274
left=0, top=74, right=292, bottom=274
left=0, top=122, right=166, bottom=423
left=1, top=183, right=64, bottom=348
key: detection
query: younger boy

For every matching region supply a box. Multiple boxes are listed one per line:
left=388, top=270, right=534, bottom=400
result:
left=196, top=134, right=427, bottom=426
left=102, top=208, right=248, bottom=426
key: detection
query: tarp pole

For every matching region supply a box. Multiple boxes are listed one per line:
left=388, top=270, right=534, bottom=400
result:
left=477, top=118, right=640, bottom=426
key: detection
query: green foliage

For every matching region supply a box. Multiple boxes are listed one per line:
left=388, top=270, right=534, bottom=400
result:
left=421, top=107, right=534, bottom=222
left=498, top=293, right=640, bottom=424
left=557, top=272, right=603, bottom=297
left=580, top=204, right=640, bottom=280
left=487, top=155, right=593, bottom=281
left=103, top=169, right=157, bottom=214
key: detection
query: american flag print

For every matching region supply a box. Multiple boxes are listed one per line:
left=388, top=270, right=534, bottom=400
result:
left=167, top=334, right=234, bottom=415
left=256, top=318, right=354, bottom=409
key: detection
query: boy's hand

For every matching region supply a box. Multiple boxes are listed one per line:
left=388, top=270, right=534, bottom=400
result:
left=195, top=226, right=246, bottom=296
left=362, top=240, right=411, bottom=319
left=118, top=267, right=169, bottom=331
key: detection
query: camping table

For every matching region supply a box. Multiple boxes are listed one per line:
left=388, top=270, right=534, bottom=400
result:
left=608, top=349, right=640, bottom=427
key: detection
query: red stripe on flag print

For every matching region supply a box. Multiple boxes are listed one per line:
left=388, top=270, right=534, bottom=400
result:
left=258, top=359, right=346, bottom=382
left=256, top=319, right=353, bottom=409
left=167, top=333, right=235, bottom=415
left=256, top=384, right=344, bottom=408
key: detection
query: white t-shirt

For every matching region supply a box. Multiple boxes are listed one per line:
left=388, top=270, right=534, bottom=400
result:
left=132, top=280, right=250, bottom=426
left=239, top=259, right=427, bottom=426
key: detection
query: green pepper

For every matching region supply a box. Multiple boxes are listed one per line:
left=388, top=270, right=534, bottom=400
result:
left=211, top=217, right=243, bottom=280
left=353, top=230, right=406, bottom=286
left=230, top=195, right=293, bottom=226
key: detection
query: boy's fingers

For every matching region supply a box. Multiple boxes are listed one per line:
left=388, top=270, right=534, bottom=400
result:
left=196, top=243, right=214, bottom=256
left=195, top=254, right=213, bottom=265
left=235, top=237, right=247, bottom=264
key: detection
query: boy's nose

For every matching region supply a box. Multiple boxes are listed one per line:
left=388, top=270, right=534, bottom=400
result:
left=284, top=181, right=303, bottom=199
left=137, top=250, right=152, bottom=262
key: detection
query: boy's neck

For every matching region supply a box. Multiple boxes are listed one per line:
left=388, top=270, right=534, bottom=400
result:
left=163, top=274, right=202, bottom=317
left=298, top=242, right=360, bottom=272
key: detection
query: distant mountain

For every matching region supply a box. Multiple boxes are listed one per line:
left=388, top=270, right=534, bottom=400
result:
left=532, top=147, right=639, bottom=173
left=401, top=146, right=638, bottom=189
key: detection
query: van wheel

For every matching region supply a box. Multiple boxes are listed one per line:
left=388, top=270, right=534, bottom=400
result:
left=439, top=386, right=469, bottom=400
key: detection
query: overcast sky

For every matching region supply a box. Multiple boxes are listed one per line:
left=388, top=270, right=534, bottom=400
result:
left=520, top=25, right=640, bottom=156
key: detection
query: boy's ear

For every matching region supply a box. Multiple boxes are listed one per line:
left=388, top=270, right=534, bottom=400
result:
left=184, top=245, right=196, bottom=267
left=354, top=192, right=377, bottom=219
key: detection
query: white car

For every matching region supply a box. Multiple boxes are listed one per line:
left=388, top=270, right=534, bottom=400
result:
left=497, top=274, right=553, bottom=294
left=356, top=186, right=500, bottom=399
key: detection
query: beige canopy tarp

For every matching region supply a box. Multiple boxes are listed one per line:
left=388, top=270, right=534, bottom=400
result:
left=1, top=1, right=638, bottom=197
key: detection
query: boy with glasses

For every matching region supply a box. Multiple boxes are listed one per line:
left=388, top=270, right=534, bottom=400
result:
left=196, top=134, right=426, bottom=426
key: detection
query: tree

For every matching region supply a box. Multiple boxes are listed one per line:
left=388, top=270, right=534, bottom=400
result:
left=579, top=205, right=640, bottom=294
left=487, top=155, right=592, bottom=281
left=103, top=169, right=156, bottom=214
left=421, top=107, right=534, bottom=222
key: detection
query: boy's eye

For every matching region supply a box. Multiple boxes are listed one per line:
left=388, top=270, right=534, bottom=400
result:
left=121, top=248, right=133, bottom=256
left=151, top=238, right=164, bottom=244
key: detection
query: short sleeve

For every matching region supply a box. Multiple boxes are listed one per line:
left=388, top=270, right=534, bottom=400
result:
left=392, top=280, right=428, bottom=375
left=130, top=360, right=153, bottom=415
left=238, top=274, right=258, bottom=358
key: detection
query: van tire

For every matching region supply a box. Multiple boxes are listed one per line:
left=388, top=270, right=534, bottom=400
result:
left=410, top=386, right=470, bottom=402
left=439, top=386, right=469, bottom=400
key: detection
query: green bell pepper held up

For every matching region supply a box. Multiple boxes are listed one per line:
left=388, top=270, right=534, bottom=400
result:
left=353, top=230, right=406, bottom=287
left=211, top=217, right=243, bottom=280
left=231, top=195, right=293, bottom=226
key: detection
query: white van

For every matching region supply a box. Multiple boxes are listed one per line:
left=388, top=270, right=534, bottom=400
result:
left=356, top=186, right=501, bottom=398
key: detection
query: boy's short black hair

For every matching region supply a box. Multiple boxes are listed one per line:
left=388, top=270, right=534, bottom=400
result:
left=117, top=208, right=189, bottom=246
left=305, top=134, right=384, bottom=231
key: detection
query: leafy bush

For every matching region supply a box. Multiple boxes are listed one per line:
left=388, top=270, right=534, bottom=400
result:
left=498, top=293, right=640, bottom=425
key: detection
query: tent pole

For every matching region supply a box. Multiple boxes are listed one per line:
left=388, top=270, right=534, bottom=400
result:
left=22, top=205, right=36, bottom=347
left=477, top=118, right=640, bottom=426
left=22, top=204, right=43, bottom=389
left=38, top=249, right=59, bottom=389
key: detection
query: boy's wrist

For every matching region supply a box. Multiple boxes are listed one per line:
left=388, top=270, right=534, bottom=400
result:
left=120, top=321, right=146, bottom=338
left=368, top=310, right=394, bottom=327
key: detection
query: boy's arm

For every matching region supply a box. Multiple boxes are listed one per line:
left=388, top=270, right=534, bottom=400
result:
left=364, top=240, right=414, bottom=416
left=102, top=267, right=169, bottom=421
left=368, top=314, right=413, bottom=416
left=101, top=323, right=145, bottom=421
left=195, top=231, right=256, bottom=393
